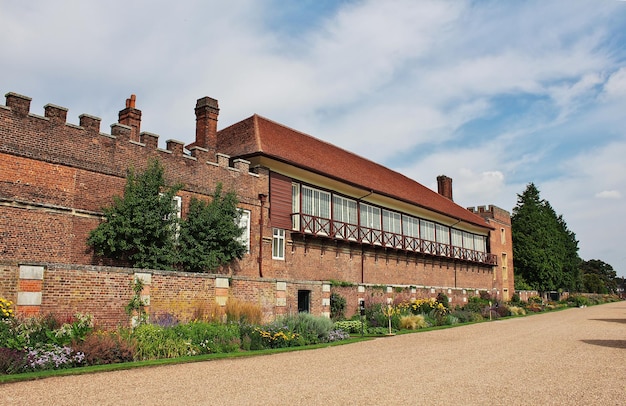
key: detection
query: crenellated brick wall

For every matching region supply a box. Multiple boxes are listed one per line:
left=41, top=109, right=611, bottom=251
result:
left=0, top=91, right=511, bottom=324
left=0, top=92, right=267, bottom=273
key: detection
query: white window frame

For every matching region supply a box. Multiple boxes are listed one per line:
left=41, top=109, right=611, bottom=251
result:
left=332, top=195, right=358, bottom=240
left=272, top=228, right=285, bottom=260
left=237, top=209, right=251, bottom=254
left=292, top=183, right=300, bottom=230
left=451, top=229, right=463, bottom=258
left=161, top=194, right=182, bottom=240
left=382, top=209, right=402, bottom=248
left=360, top=203, right=381, bottom=244
left=301, top=185, right=331, bottom=234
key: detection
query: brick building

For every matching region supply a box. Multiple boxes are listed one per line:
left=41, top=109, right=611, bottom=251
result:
left=0, top=91, right=514, bottom=326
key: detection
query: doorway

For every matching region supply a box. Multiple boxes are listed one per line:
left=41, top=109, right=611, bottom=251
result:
left=297, top=290, right=310, bottom=313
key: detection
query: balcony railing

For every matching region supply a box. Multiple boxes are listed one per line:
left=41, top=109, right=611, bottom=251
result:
left=293, top=213, right=497, bottom=266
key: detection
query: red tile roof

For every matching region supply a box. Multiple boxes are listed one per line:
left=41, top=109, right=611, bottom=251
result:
left=217, top=114, right=492, bottom=229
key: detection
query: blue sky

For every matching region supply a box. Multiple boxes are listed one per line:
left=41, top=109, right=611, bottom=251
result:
left=2, top=0, right=626, bottom=277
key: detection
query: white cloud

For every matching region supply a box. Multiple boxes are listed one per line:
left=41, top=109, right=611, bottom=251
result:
left=602, top=67, right=626, bottom=99
left=595, top=190, right=622, bottom=199
left=2, top=0, right=626, bottom=276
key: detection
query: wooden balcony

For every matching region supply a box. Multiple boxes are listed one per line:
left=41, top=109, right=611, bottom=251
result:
left=292, top=213, right=497, bottom=266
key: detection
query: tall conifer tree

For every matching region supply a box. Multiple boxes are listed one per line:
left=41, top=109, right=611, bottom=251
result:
left=511, top=183, right=581, bottom=291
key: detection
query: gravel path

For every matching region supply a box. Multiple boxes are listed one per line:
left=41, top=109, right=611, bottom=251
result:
left=1, top=301, right=625, bottom=405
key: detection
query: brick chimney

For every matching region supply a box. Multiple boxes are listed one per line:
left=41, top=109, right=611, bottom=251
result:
left=437, top=175, right=453, bottom=201
left=118, top=94, right=141, bottom=142
left=194, top=96, right=219, bottom=152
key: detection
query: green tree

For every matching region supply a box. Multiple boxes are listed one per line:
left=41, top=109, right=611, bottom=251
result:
left=88, top=159, right=182, bottom=270
left=511, top=183, right=581, bottom=292
left=178, top=183, right=247, bottom=272
left=581, top=259, right=617, bottom=294
left=557, top=214, right=582, bottom=292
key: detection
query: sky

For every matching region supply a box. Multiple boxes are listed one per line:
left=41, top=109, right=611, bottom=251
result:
left=1, top=0, right=625, bottom=278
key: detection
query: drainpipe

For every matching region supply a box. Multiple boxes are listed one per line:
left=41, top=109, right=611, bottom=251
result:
left=449, top=219, right=462, bottom=289
left=258, top=194, right=267, bottom=278
left=357, top=190, right=373, bottom=284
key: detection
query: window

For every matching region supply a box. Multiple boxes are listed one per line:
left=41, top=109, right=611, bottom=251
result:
left=301, top=186, right=331, bottom=234
left=420, top=220, right=435, bottom=241
left=435, top=224, right=450, bottom=245
left=382, top=209, right=401, bottom=233
left=501, top=253, right=508, bottom=281
left=403, top=215, right=420, bottom=251
left=272, top=228, right=285, bottom=260
left=360, top=203, right=381, bottom=244
left=500, top=228, right=506, bottom=245
left=162, top=195, right=182, bottom=240
left=474, top=235, right=486, bottom=253
left=292, top=183, right=300, bottom=230
left=462, top=231, right=475, bottom=250
left=420, top=220, right=435, bottom=253
left=435, top=223, right=450, bottom=255
left=382, top=209, right=402, bottom=247
left=451, top=229, right=463, bottom=258
left=237, top=209, right=251, bottom=254
left=333, top=195, right=357, bottom=239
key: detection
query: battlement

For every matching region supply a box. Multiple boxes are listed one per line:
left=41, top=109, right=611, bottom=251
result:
left=467, top=205, right=511, bottom=225
left=1, top=91, right=253, bottom=175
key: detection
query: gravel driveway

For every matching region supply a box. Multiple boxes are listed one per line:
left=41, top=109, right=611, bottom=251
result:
left=1, top=301, right=625, bottom=405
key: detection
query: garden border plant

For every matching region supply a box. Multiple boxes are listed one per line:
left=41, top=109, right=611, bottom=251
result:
left=1, top=293, right=621, bottom=382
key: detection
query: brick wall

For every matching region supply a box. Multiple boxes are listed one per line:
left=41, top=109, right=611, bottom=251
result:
left=0, top=262, right=331, bottom=328
left=331, top=284, right=491, bottom=320
left=264, top=235, right=494, bottom=291
left=1, top=92, right=510, bottom=323
left=0, top=93, right=267, bottom=271
left=467, top=205, right=515, bottom=300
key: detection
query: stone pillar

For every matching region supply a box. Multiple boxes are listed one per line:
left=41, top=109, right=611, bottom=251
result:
left=17, top=265, right=44, bottom=316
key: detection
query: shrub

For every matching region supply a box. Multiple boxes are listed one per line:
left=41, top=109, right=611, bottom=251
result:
left=494, top=304, right=510, bottom=318
left=0, top=318, right=21, bottom=349
left=239, top=324, right=267, bottom=350
left=444, top=314, right=459, bottom=325
left=510, top=293, right=521, bottom=304
left=464, top=296, right=489, bottom=314
left=436, top=293, right=449, bottom=308
left=225, top=299, right=263, bottom=325
left=366, top=326, right=389, bottom=335
left=251, top=325, right=303, bottom=349
left=0, top=347, right=27, bottom=374
left=568, top=295, right=589, bottom=307
left=364, top=302, right=387, bottom=328
left=508, top=306, right=526, bottom=316
left=334, top=320, right=364, bottom=334
left=449, top=310, right=474, bottom=324
left=131, top=323, right=193, bottom=360
left=327, top=329, right=350, bottom=342
left=469, top=312, right=484, bottom=322
left=330, top=292, right=346, bottom=320
left=173, top=321, right=241, bottom=354
left=280, top=313, right=334, bottom=344
left=72, top=331, right=136, bottom=365
left=45, top=313, right=94, bottom=346
left=399, top=314, right=427, bottom=330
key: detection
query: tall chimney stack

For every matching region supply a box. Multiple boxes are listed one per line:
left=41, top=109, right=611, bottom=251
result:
left=118, top=94, right=141, bottom=142
left=194, top=96, right=219, bottom=153
left=437, top=175, right=453, bottom=201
